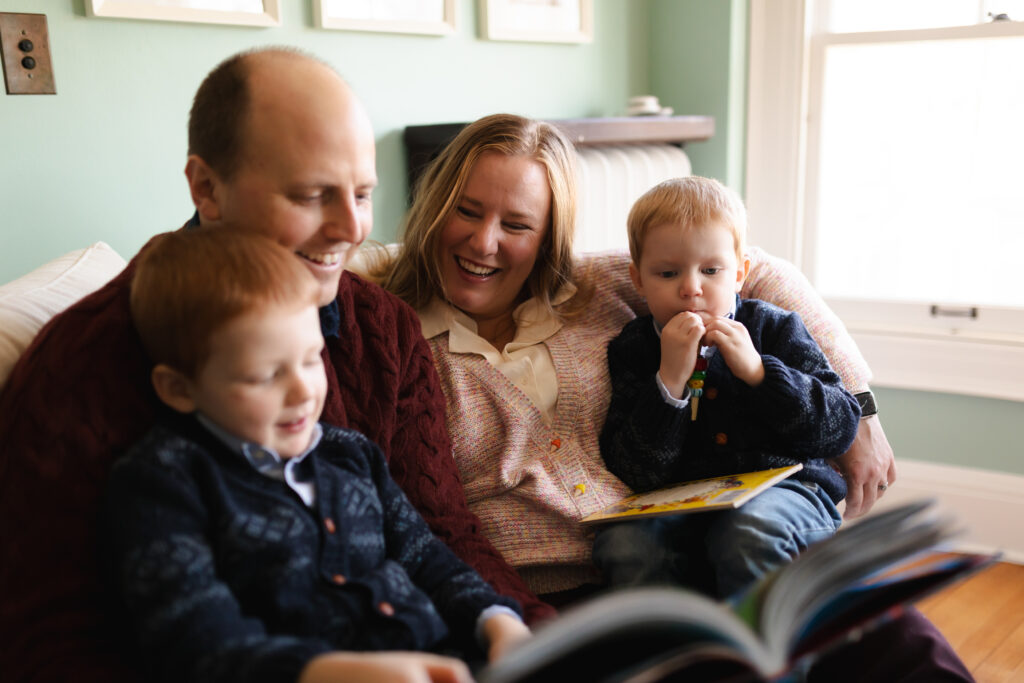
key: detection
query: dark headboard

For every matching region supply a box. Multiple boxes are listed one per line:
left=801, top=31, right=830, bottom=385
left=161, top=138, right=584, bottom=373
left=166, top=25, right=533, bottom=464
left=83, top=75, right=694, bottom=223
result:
left=402, top=115, right=714, bottom=203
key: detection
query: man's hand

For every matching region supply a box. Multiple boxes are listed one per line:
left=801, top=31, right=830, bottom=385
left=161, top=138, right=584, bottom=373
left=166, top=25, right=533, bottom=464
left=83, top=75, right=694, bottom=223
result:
left=835, top=415, right=897, bottom=519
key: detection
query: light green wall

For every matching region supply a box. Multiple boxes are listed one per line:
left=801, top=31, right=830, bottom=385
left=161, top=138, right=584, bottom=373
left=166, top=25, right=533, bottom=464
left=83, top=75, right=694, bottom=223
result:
left=875, top=388, right=1024, bottom=475
left=0, top=0, right=649, bottom=282
left=648, top=0, right=747, bottom=192
left=3, top=1, right=1021, bottom=477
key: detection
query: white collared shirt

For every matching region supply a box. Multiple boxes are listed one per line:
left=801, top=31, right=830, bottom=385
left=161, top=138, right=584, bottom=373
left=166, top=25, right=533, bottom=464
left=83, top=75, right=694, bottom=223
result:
left=196, top=413, right=322, bottom=507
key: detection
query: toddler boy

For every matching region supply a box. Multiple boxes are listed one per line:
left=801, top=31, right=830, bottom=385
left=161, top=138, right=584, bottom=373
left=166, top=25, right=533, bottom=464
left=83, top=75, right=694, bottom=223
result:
left=103, top=228, right=528, bottom=683
left=596, top=177, right=860, bottom=600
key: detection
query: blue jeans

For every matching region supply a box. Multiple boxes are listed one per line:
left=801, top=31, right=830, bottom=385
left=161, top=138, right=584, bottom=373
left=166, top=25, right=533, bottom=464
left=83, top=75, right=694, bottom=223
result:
left=592, top=479, right=842, bottom=600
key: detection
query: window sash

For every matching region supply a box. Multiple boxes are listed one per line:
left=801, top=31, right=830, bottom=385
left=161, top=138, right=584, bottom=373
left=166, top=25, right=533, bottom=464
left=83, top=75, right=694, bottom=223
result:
left=745, top=0, right=1024, bottom=401
left=818, top=0, right=1024, bottom=34
left=803, top=18, right=1024, bottom=325
left=829, top=299, right=1024, bottom=342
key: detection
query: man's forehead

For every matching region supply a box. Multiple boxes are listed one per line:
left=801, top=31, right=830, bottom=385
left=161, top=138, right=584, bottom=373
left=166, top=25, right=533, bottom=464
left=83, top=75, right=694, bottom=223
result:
left=227, top=52, right=374, bottom=173
left=235, top=121, right=376, bottom=186
left=243, top=84, right=368, bottom=142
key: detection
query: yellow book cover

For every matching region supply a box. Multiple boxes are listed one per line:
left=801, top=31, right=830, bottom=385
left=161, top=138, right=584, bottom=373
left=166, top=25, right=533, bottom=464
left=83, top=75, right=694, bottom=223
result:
left=580, top=464, right=803, bottom=526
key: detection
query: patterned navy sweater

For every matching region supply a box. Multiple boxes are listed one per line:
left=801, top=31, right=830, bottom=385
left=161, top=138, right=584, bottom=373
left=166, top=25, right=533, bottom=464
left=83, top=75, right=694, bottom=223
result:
left=599, top=297, right=859, bottom=503
left=102, top=416, right=520, bottom=683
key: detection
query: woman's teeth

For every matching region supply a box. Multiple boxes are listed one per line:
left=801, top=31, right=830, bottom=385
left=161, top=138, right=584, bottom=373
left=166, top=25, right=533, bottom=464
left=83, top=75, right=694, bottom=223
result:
left=301, top=251, right=341, bottom=266
left=456, top=256, right=498, bottom=276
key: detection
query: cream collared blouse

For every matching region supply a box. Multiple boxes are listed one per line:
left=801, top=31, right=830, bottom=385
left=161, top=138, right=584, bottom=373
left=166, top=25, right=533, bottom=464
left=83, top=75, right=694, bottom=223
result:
left=416, top=284, right=577, bottom=424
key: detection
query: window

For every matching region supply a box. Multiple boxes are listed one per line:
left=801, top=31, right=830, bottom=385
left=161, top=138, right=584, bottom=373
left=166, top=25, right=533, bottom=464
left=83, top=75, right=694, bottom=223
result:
left=746, top=0, right=1024, bottom=402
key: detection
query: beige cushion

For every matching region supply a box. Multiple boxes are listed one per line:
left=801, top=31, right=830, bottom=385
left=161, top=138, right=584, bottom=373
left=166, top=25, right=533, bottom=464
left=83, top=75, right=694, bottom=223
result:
left=0, top=242, right=127, bottom=388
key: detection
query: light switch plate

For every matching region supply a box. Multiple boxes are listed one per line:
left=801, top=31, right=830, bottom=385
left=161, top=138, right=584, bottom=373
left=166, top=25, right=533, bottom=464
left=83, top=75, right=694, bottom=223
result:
left=0, top=12, right=56, bottom=95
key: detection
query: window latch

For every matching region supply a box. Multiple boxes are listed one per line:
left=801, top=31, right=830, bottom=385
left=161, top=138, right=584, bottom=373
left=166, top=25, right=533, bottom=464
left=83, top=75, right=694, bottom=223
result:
left=930, top=305, right=978, bottom=319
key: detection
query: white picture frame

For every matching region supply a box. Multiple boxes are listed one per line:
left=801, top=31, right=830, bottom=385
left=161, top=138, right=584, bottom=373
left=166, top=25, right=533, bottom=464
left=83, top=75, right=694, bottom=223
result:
left=479, top=0, right=593, bottom=44
left=314, top=0, right=457, bottom=36
left=85, top=0, right=281, bottom=26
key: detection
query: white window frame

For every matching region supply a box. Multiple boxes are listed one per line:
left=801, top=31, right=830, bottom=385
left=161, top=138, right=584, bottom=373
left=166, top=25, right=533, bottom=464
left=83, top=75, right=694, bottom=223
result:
left=746, top=0, right=1024, bottom=403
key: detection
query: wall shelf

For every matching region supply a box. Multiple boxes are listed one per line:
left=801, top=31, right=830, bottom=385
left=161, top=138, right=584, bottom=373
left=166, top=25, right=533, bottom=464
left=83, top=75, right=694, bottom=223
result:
left=545, top=115, right=714, bottom=147
left=402, top=115, right=714, bottom=198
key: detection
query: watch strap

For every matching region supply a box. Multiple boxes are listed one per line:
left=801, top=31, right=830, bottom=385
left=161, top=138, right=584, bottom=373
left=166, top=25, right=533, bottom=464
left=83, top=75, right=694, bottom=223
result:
left=854, top=390, right=878, bottom=418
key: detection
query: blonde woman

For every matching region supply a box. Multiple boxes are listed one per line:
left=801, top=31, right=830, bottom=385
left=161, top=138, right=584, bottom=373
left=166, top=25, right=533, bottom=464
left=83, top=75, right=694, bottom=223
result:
left=366, top=112, right=970, bottom=682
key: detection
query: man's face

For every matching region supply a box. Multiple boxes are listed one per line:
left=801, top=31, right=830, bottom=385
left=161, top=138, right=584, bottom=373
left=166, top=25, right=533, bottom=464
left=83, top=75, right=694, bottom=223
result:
left=196, top=58, right=378, bottom=306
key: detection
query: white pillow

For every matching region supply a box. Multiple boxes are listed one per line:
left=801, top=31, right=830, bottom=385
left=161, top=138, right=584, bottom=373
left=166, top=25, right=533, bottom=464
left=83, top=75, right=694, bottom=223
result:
left=0, top=242, right=127, bottom=388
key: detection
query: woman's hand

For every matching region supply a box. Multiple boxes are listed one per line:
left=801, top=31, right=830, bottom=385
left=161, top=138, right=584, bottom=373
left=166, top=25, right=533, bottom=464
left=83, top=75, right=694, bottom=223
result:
left=703, top=316, right=765, bottom=387
left=483, top=612, right=532, bottom=663
left=298, top=651, right=473, bottom=683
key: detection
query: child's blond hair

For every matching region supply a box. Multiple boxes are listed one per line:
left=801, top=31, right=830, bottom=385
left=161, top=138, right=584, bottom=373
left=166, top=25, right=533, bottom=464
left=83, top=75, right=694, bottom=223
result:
left=626, top=176, right=747, bottom=264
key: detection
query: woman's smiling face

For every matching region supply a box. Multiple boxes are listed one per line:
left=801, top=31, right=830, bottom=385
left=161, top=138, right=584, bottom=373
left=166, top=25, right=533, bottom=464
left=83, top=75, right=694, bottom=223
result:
left=438, top=151, right=551, bottom=333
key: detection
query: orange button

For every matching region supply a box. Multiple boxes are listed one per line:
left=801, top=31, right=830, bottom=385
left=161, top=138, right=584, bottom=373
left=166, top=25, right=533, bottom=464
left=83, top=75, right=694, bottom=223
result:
left=324, top=517, right=336, bottom=534
left=551, top=438, right=561, bottom=449
left=705, top=388, right=718, bottom=400
left=378, top=601, right=395, bottom=616
left=714, top=432, right=728, bottom=445
left=331, top=574, right=347, bottom=585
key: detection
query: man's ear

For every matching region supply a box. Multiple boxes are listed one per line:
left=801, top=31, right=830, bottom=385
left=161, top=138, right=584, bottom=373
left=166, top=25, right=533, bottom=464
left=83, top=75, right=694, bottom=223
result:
left=629, top=262, right=645, bottom=297
left=151, top=364, right=197, bottom=414
left=184, top=155, right=223, bottom=224
left=735, top=254, right=751, bottom=293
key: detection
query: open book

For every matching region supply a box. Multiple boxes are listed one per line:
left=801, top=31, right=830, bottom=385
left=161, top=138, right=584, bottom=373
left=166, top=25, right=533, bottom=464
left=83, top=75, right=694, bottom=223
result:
left=481, top=499, right=997, bottom=683
left=580, top=465, right=803, bottom=526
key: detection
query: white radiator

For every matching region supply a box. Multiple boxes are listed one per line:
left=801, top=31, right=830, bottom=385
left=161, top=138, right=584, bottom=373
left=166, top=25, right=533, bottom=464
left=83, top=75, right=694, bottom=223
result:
left=574, top=143, right=693, bottom=253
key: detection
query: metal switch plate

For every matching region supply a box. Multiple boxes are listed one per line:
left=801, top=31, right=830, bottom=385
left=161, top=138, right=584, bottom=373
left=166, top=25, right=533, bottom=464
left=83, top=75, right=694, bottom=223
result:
left=0, top=12, right=56, bottom=95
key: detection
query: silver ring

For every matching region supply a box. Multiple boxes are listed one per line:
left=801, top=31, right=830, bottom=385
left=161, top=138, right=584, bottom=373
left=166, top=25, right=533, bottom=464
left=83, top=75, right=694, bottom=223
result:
left=878, top=483, right=888, bottom=492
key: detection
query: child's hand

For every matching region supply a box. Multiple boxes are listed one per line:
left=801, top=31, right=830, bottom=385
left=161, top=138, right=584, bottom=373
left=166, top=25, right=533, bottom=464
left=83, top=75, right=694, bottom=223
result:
left=659, top=311, right=706, bottom=398
left=298, top=651, right=473, bottom=683
left=703, top=316, right=764, bottom=386
left=484, top=612, right=532, bottom=663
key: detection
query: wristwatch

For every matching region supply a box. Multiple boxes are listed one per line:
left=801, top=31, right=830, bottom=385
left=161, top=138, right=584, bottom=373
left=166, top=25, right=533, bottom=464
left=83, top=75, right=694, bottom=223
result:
left=854, top=390, right=878, bottom=418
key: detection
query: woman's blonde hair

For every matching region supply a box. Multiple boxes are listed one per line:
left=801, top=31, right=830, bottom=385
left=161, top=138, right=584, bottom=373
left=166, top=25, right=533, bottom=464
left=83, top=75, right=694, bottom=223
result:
left=373, top=113, right=585, bottom=318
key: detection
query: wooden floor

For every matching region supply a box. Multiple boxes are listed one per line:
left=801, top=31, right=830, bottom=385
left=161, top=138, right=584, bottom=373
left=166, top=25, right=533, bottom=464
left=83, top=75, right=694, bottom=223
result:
left=917, top=559, right=1024, bottom=682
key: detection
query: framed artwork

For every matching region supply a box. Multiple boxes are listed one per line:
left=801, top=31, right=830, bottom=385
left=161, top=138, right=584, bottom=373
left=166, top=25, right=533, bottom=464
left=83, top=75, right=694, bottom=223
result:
left=314, top=0, right=457, bottom=36
left=85, top=0, right=281, bottom=26
left=479, top=0, right=593, bottom=43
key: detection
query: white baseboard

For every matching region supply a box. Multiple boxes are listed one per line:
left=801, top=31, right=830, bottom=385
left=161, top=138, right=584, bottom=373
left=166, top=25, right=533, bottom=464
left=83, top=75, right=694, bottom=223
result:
left=846, top=459, right=1024, bottom=565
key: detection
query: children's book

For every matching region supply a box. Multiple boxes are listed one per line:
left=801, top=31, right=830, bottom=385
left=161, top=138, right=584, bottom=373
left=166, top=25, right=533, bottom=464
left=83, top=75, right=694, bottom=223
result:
left=481, top=499, right=998, bottom=683
left=580, top=465, right=804, bottom=526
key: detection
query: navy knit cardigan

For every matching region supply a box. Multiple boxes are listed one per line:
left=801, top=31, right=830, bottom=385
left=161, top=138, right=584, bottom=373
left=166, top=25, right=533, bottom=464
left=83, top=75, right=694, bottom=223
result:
left=103, top=416, right=520, bottom=683
left=599, top=297, right=859, bottom=502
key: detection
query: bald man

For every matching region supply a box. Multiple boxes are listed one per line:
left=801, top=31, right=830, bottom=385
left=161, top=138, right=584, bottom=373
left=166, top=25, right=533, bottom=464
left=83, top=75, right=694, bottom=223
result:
left=0, top=48, right=548, bottom=683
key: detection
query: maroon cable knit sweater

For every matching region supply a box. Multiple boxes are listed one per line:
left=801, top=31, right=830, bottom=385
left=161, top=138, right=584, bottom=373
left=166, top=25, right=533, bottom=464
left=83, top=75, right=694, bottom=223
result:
left=0, top=234, right=554, bottom=683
